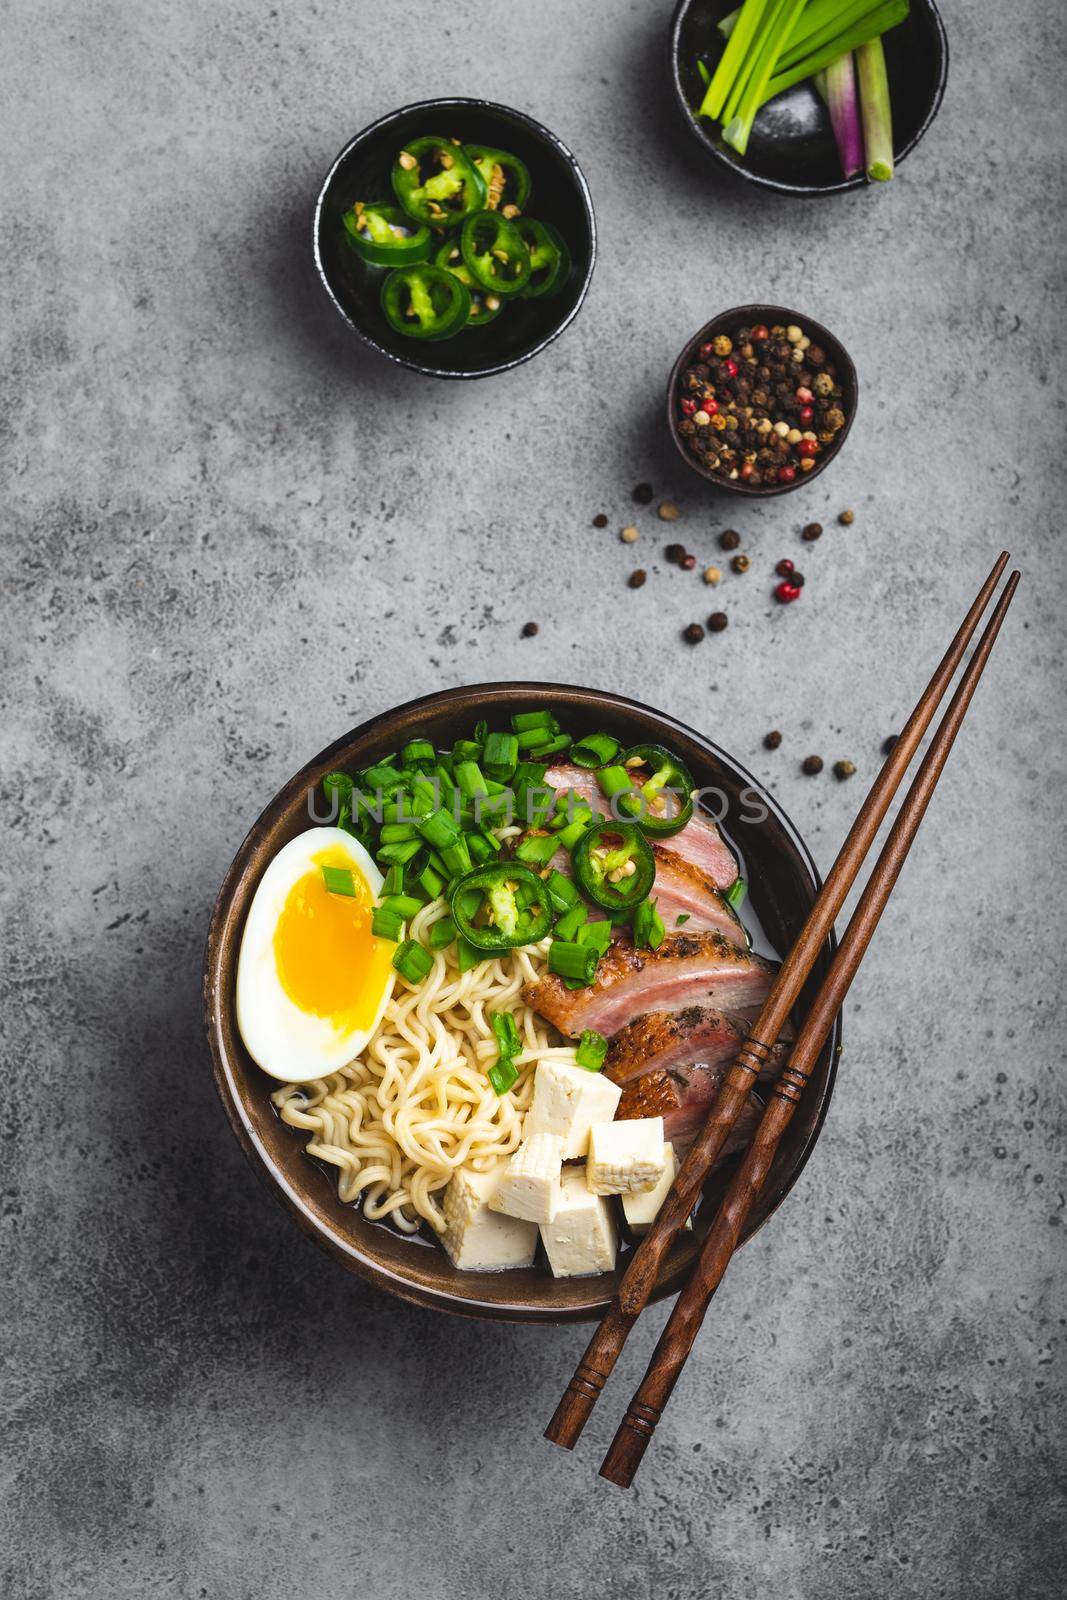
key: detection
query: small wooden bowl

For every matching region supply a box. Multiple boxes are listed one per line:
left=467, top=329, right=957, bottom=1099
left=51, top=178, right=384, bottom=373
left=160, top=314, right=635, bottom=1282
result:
left=670, top=0, right=948, bottom=197
left=204, top=683, right=841, bottom=1323
left=314, top=98, right=596, bottom=380
left=667, top=304, right=858, bottom=498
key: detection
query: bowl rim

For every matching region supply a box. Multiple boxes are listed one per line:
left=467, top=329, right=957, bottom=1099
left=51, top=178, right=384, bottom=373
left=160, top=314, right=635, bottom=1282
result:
left=203, top=681, right=841, bottom=1323
left=668, top=0, right=949, bottom=198
left=666, top=304, right=858, bottom=496
left=312, top=97, right=597, bottom=380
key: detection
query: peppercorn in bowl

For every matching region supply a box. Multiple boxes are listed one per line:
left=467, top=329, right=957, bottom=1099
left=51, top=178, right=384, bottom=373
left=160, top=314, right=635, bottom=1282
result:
left=314, top=98, right=596, bottom=379
left=667, top=305, right=858, bottom=496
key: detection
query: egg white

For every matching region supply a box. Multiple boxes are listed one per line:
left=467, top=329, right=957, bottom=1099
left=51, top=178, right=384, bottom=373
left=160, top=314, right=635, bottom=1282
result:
left=236, top=826, right=395, bottom=1083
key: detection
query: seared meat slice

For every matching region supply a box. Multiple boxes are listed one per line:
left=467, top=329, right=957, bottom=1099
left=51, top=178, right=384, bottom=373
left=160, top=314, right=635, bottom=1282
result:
left=525, top=930, right=774, bottom=1038
left=606, top=1005, right=786, bottom=1087
left=617, top=1064, right=762, bottom=1162
left=544, top=763, right=739, bottom=891
left=649, top=846, right=746, bottom=945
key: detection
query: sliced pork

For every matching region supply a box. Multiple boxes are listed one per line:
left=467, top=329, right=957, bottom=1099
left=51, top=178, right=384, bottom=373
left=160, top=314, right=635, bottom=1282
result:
left=649, top=846, right=745, bottom=944
left=605, top=1004, right=785, bottom=1087
left=616, top=1063, right=762, bottom=1162
left=544, top=763, right=739, bottom=891
left=525, top=930, right=774, bottom=1038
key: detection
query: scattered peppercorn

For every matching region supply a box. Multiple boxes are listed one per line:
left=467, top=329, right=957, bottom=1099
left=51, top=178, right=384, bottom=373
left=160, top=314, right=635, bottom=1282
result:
left=791, top=570, right=806, bottom=587
left=833, top=759, right=857, bottom=780
left=719, top=528, right=741, bottom=550
left=802, top=754, right=824, bottom=775
left=681, top=553, right=697, bottom=570
left=707, top=611, right=728, bottom=632
left=634, top=482, right=654, bottom=505
left=659, top=501, right=680, bottom=522
left=665, top=542, right=686, bottom=564
left=628, top=569, right=647, bottom=589
left=620, top=525, right=639, bottom=543
left=593, top=513, right=608, bottom=529
left=764, top=730, right=783, bottom=750
left=731, top=554, right=750, bottom=574
left=703, top=565, right=722, bottom=585
left=775, top=581, right=801, bottom=603
left=882, top=733, right=899, bottom=754
left=683, top=622, right=705, bottom=644
left=521, top=621, right=539, bottom=638
left=776, top=558, right=795, bottom=577
left=802, top=522, right=823, bottom=542
left=838, top=508, right=855, bottom=525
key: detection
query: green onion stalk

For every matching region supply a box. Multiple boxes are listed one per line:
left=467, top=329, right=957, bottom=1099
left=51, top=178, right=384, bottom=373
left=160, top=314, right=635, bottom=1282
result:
left=816, top=51, right=863, bottom=178
left=856, top=35, right=894, bottom=179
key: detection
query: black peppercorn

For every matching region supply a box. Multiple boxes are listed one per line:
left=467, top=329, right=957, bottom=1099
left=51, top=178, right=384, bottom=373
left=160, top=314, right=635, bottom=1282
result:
left=775, top=558, right=795, bottom=578
left=791, top=571, right=805, bottom=587
left=707, top=611, right=728, bottom=632
left=764, top=730, right=782, bottom=750
left=521, top=621, right=539, bottom=638
left=833, top=759, right=856, bottom=780
left=802, top=754, right=824, bottom=775
left=593, top=513, right=608, bottom=529
left=719, top=529, right=741, bottom=551
left=883, top=733, right=899, bottom=755
left=681, top=553, right=697, bottom=571
left=633, top=482, right=654, bottom=505
left=628, top=569, right=647, bottom=589
left=731, top=554, right=750, bottom=574
left=665, top=543, right=685, bottom=564
left=802, top=522, right=823, bottom=542
left=839, top=508, right=855, bottom=526
left=683, top=622, right=705, bottom=644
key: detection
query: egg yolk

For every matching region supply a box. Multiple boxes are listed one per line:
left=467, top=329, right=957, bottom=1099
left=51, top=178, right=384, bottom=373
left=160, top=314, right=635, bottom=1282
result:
left=272, top=846, right=393, bottom=1036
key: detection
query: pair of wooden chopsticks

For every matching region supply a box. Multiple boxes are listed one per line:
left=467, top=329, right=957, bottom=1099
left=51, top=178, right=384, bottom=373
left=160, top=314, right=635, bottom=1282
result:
left=545, top=552, right=1018, bottom=1487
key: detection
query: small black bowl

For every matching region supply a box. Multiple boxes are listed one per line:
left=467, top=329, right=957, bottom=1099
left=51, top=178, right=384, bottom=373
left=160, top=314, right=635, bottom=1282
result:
left=667, top=305, right=858, bottom=497
left=670, top=0, right=948, bottom=196
left=314, top=98, right=596, bottom=379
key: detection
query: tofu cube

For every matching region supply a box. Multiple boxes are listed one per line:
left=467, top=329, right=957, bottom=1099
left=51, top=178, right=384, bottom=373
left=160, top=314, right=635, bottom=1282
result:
left=442, top=1160, right=538, bottom=1272
left=621, top=1141, right=691, bottom=1235
left=540, top=1166, right=618, bottom=1278
left=524, top=1059, right=622, bottom=1159
left=586, top=1116, right=667, bottom=1196
left=488, top=1133, right=564, bottom=1225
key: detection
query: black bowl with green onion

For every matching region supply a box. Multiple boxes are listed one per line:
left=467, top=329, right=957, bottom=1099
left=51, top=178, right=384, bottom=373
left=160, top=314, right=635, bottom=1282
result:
left=314, top=99, right=596, bottom=378
left=670, top=0, right=947, bottom=196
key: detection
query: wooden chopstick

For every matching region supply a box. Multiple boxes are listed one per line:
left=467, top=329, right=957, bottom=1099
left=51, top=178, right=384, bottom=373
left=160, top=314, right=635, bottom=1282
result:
left=598, top=569, right=1020, bottom=1488
left=545, top=551, right=1010, bottom=1453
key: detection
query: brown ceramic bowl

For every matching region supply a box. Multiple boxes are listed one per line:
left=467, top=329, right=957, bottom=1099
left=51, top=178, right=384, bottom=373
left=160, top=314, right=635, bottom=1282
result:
left=667, top=305, right=858, bottom=497
left=204, top=683, right=841, bottom=1322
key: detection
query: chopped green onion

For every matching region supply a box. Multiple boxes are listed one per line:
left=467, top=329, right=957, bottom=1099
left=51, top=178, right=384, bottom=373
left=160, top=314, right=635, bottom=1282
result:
left=371, top=908, right=404, bottom=941
left=511, top=709, right=557, bottom=733
left=380, top=893, right=423, bottom=919
left=452, top=738, right=482, bottom=764
left=376, top=838, right=422, bottom=866
left=456, top=935, right=484, bottom=973
left=379, top=821, right=416, bottom=844
left=553, top=902, right=588, bottom=942
left=401, top=739, right=436, bottom=768
left=725, top=876, right=747, bottom=910
left=323, top=771, right=354, bottom=803
left=321, top=864, right=357, bottom=897
left=429, top=916, right=458, bottom=949
left=633, top=897, right=666, bottom=950
left=491, top=1011, right=522, bottom=1060
left=675, top=912, right=691, bottom=926
left=571, top=732, right=621, bottom=769
left=487, top=1058, right=520, bottom=1096
left=454, top=759, right=489, bottom=800
left=526, top=733, right=572, bottom=761
left=515, top=832, right=559, bottom=868
left=482, top=731, right=519, bottom=779
left=597, top=765, right=640, bottom=816
left=575, top=1030, right=609, bottom=1072
left=578, top=920, right=613, bottom=955
left=361, top=761, right=405, bottom=794
left=418, top=807, right=461, bottom=849
left=466, top=831, right=495, bottom=865
left=381, top=862, right=404, bottom=896
left=557, top=812, right=598, bottom=852
left=440, top=835, right=472, bottom=876
left=544, top=870, right=579, bottom=914
left=392, top=939, right=433, bottom=984
left=548, top=793, right=591, bottom=832
left=548, top=940, right=599, bottom=985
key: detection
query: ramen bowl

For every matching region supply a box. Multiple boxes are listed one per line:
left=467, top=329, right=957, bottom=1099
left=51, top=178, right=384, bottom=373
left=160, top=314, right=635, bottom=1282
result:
left=204, top=683, right=841, bottom=1323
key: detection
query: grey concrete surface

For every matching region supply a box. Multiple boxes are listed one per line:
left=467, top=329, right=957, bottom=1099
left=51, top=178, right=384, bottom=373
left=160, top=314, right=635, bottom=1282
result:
left=2, top=1, right=1065, bottom=1596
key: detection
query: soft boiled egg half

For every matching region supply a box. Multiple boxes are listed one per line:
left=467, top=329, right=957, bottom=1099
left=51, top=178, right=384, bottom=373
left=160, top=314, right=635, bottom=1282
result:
left=236, top=827, right=396, bottom=1083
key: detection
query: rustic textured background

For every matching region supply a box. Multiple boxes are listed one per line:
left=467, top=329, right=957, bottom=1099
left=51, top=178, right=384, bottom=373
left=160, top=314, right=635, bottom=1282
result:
left=3, top=1, right=1064, bottom=1595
